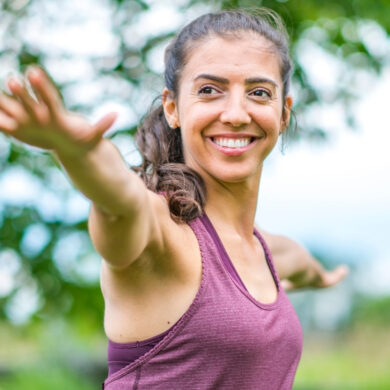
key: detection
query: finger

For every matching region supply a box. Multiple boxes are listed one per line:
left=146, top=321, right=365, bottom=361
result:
left=8, top=78, right=39, bottom=117
left=92, top=112, right=118, bottom=138
left=9, top=77, right=50, bottom=125
left=0, top=93, right=29, bottom=124
left=26, top=67, right=63, bottom=117
left=0, top=111, right=18, bottom=132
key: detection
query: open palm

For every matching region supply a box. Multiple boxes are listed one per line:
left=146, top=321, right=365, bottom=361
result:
left=0, top=67, right=116, bottom=155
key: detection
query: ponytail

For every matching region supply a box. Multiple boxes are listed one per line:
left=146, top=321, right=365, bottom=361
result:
left=132, top=104, right=206, bottom=223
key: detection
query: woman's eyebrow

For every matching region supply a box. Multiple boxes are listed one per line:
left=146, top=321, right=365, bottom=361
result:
left=245, top=77, right=278, bottom=88
left=193, top=74, right=278, bottom=88
left=193, top=74, right=229, bottom=84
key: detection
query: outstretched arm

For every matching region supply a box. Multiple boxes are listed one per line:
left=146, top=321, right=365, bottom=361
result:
left=0, top=67, right=165, bottom=270
left=261, top=231, right=349, bottom=291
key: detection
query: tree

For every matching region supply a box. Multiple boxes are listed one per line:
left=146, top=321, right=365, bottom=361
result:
left=0, top=0, right=389, bottom=327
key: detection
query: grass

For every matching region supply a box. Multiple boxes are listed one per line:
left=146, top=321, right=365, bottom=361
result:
left=294, top=327, right=390, bottom=389
left=0, top=367, right=97, bottom=390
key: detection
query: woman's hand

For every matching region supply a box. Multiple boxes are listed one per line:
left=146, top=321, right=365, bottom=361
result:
left=261, top=230, right=349, bottom=292
left=280, top=264, right=349, bottom=292
left=0, top=66, right=117, bottom=155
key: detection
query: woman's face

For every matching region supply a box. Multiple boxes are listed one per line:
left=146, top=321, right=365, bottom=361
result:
left=163, top=33, right=292, bottom=185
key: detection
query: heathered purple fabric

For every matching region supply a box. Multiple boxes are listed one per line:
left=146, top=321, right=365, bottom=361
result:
left=103, top=214, right=303, bottom=389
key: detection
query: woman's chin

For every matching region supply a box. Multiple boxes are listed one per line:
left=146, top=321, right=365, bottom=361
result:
left=209, top=166, right=261, bottom=185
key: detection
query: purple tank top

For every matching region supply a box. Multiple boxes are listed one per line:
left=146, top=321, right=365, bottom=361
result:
left=107, top=213, right=259, bottom=374
left=103, top=214, right=303, bottom=389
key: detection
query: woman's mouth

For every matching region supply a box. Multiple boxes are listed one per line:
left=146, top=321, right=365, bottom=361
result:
left=208, top=136, right=258, bottom=156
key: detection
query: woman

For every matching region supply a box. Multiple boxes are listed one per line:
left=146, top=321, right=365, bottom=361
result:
left=0, top=9, right=347, bottom=390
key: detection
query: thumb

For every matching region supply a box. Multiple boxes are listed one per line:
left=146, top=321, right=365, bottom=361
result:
left=280, top=279, right=296, bottom=291
left=321, top=265, right=349, bottom=287
left=93, top=112, right=118, bottom=138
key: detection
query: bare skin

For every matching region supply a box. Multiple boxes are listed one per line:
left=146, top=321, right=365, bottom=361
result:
left=0, top=35, right=348, bottom=344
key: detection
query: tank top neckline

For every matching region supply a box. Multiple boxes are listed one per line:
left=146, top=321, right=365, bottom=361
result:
left=199, top=213, right=282, bottom=310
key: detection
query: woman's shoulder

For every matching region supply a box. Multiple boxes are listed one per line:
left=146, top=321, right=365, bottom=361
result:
left=105, top=190, right=201, bottom=281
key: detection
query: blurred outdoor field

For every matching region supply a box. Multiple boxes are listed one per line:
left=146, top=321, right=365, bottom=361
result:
left=295, top=328, right=390, bottom=389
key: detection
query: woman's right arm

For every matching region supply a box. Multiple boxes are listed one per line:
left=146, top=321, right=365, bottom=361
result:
left=0, top=67, right=166, bottom=270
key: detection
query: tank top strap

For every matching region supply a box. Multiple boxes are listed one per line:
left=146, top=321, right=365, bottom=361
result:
left=197, top=213, right=251, bottom=291
left=253, top=228, right=281, bottom=289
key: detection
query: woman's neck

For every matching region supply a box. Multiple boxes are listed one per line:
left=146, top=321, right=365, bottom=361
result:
left=203, top=173, right=261, bottom=240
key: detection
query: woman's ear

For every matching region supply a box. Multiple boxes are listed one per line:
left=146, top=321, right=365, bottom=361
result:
left=280, top=95, right=293, bottom=134
left=162, top=88, right=180, bottom=129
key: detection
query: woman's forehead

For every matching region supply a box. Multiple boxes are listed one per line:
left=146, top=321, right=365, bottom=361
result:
left=181, top=34, right=282, bottom=84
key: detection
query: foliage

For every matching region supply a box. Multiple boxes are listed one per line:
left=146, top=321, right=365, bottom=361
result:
left=0, top=0, right=389, bottom=343
left=350, top=295, right=390, bottom=328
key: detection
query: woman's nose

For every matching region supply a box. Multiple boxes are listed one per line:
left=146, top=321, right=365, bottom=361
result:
left=220, top=93, right=251, bottom=127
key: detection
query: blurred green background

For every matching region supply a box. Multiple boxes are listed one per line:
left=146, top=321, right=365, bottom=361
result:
left=0, top=0, right=389, bottom=388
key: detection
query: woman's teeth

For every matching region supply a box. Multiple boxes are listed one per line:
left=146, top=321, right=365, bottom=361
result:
left=212, top=137, right=252, bottom=148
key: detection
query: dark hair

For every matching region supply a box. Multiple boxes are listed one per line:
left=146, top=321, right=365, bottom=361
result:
left=133, top=8, right=293, bottom=223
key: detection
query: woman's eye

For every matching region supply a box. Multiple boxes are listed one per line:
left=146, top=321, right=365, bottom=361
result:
left=250, top=89, right=271, bottom=98
left=198, top=86, right=218, bottom=95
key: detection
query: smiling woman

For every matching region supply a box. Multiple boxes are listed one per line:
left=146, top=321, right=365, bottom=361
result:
left=0, top=8, right=348, bottom=390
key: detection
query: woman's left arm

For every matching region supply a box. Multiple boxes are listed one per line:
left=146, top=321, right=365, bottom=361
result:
left=260, top=231, right=349, bottom=291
